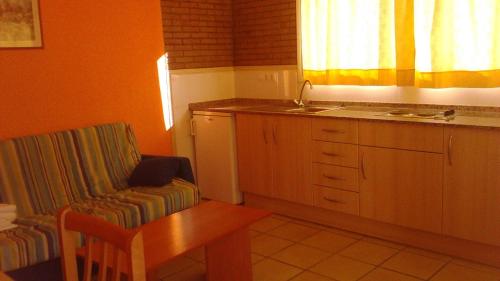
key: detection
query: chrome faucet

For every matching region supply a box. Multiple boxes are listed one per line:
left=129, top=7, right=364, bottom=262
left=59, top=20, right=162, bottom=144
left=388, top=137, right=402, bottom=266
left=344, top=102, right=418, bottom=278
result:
left=294, top=80, right=313, bottom=107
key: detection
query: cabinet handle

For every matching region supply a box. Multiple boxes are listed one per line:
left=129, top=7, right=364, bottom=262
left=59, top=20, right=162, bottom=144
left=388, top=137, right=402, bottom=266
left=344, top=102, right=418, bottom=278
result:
left=322, top=152, right=339, bottom=157
left=361, top=154, right=367, bottom=180
left=448, top=135, right=453, bottom=165
left=322, top=174, right=342, bottom=181
left=323, top=197, right=346, bottom=204
left=322, top=129, right=345, bottom=134
left=262, top=128, right=268, bottom=144
left=272, top=125, right=277, bottom=144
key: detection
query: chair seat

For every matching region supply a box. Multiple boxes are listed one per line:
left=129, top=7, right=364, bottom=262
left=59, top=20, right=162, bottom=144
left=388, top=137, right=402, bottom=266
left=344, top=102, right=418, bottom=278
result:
left=0, top=178, right=199, bottom=272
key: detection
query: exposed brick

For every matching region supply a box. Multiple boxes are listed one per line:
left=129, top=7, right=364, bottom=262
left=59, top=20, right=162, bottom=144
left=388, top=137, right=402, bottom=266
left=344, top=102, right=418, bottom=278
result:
left=160, top=0, right=297, bottom=69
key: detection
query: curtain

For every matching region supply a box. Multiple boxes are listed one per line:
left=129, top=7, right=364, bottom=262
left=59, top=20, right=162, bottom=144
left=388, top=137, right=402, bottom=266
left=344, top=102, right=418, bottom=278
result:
left=414, top=0, right=500, bottom=87
left=301, top=0, right=500, bottom=88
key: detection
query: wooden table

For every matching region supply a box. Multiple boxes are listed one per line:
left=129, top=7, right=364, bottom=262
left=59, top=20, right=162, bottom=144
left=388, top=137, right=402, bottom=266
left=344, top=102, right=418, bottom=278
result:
left=141, top=201, right=270, bottom=281
left=0, top=272, right=13, bottom=281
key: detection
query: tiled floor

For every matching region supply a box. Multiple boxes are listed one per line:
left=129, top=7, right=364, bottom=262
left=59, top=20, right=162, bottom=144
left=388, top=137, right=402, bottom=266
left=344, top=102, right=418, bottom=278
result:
left=161, top=214, right=500, bottom=281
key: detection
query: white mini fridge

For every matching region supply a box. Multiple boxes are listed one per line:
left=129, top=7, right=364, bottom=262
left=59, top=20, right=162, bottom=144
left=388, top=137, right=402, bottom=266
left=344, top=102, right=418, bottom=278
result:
left=191, top=111, right=242, bottom=204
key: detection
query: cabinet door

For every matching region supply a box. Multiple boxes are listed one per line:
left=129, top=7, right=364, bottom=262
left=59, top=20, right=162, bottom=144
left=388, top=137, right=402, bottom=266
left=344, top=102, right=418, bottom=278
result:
left=235, top=114, right=273, bottom=196
left=443, top=127, right=500, bottom=246
left=360, top=146, right=443, bottom=233
left=272, top=116, right=313, bottom=205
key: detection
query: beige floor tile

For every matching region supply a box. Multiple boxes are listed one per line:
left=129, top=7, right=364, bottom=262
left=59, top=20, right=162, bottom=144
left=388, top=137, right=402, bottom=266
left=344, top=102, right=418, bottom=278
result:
left=184, top=246, right=205, bottom=263
left=359, top=268, right=423, bottom=281
left=310, top=255, right=375, bottom=281
left=156, top=256, right=197, bottom=278
left=290, top=271, right=334, bottom=281
left=405, top=247, right=451, bottom=262
left=250, top=216, right=288, bottom=232
left=162, top=263, right=205, bottom=281
left=272, top=244, right=331, bottom=269
left=431, top=263, right=499, bottom=281
left=291, top=219, right=330, bottom=230
left=251, top=234, right=294, bottom=256
left=301, top=231, right=357, bottom=253
left=325, top=227, right=364, bottom=240
left=268, top=222, right=321, bottom=242
left=382, top=251, right=447, bottom=279
left=252, top=253, right=265, bottom=264
left=271, top=214, right=293, bottom=221
left=452, top=258, right=500, bottom=277
left=252, top=259, right=302, bottom=281
left=339, top=240, right=399, bottom=265
left=362, top=236, right=406, bottom=250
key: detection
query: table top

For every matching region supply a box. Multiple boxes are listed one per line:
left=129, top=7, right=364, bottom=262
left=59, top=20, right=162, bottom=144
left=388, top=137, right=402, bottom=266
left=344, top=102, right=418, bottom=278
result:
left=0, top=271, right=12, bottom=281
left=141, top=201, right=271, bottom=270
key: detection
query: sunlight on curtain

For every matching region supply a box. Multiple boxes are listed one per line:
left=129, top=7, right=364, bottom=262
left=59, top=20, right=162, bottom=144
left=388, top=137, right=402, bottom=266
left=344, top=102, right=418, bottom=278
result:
left=414, top=0, right=500, bottom=87
left=301, top=0, right=414, bottom=86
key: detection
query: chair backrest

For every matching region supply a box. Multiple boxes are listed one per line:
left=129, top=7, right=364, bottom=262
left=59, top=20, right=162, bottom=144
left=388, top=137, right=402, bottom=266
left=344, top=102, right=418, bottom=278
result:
left=57, top=207, right=146, bottom=281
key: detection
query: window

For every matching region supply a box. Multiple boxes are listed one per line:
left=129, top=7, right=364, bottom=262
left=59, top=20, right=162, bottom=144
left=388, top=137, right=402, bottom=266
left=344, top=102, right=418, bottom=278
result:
left=300, top=0, right=500, bottom=88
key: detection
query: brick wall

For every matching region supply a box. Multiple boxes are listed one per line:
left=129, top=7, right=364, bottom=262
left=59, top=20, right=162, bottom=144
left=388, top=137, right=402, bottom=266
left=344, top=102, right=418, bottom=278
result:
left=160, top=0, right=234, bottom=70
left=233, top=0, right=297, bottom=66
left=160, top=0, right=298, bottom=69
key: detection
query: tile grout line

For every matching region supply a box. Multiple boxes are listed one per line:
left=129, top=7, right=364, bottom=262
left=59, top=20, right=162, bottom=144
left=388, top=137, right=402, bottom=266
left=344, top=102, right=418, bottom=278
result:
left=426, top=259, right=453, bottom=281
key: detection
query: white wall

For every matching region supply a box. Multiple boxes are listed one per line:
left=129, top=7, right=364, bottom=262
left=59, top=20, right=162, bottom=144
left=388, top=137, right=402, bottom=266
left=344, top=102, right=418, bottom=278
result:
left=234, top=66, right=500, bottom=107
left=169, top=65, right=500, bottom=162
left=170, top=67, right=235, bottom=165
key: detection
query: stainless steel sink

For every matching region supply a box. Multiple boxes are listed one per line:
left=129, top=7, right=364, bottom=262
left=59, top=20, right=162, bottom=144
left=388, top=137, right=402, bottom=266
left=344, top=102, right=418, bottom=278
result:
left=286, top=107, right=333, bottom=113
left=247, top=105, right=337, bottom=114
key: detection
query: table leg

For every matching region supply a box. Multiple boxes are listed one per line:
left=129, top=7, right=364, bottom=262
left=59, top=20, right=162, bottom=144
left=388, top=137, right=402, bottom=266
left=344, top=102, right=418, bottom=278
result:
left=205, top=227, right=252, bottom=281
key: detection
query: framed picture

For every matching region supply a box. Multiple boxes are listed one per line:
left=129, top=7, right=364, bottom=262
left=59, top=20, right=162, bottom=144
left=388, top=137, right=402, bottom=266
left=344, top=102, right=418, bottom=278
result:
left=0, top=0, right=42, bottom=48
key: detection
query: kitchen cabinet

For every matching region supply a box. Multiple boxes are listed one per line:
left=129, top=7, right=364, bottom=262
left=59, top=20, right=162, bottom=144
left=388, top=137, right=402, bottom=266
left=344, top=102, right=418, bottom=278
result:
left=235, top=114, right=312, bottom=205
left=443, top=127, right=500, bottom=246
left=235, top=114, right=272, bottom=196
left=359, top=146, right=443, bottom=233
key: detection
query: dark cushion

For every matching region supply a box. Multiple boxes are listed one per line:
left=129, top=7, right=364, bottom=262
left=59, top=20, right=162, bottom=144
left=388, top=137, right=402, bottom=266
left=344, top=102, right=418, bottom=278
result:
left=128, top=158, right=180, bottom=187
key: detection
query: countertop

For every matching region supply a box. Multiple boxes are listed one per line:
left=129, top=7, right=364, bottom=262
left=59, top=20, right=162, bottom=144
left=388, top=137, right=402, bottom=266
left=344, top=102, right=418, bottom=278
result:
left=189, top=99, right=500, bottom=129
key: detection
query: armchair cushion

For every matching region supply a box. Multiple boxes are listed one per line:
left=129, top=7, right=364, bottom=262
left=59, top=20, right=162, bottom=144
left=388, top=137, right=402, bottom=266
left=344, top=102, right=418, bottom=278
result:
left=128, top=158, right=179, bottom=187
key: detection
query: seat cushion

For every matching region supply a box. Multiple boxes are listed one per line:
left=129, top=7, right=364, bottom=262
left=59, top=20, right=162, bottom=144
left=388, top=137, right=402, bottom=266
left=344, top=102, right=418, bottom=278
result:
left=0, top=215, right=58, bottom=272
left=0, top=178, right=199, bottom=272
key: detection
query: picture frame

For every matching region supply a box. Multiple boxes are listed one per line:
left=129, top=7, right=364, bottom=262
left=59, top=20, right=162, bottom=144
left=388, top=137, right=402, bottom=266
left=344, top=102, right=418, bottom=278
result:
left=0, top=0, right=42, bottom=48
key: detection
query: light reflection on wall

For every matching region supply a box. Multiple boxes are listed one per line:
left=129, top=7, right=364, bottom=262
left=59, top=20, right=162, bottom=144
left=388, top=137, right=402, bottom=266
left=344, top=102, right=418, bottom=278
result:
left=157, top=53, right=174, bottom=130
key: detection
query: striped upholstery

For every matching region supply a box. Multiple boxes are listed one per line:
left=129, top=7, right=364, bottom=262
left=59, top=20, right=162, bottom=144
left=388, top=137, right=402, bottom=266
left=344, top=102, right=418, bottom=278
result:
left=0, top=123, right=141, bottom=217
left=0, top=124, right=199, bottom=272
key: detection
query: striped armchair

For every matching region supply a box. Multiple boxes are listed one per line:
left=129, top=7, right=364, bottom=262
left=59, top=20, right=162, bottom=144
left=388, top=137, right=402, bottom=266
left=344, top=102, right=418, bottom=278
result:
left=0, top=123, right=199, bottom=276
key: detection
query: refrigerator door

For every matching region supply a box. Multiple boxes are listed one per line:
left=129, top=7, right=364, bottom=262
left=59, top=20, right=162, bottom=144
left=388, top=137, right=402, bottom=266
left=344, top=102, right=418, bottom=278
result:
left=193, top=112, right=242, bottom=204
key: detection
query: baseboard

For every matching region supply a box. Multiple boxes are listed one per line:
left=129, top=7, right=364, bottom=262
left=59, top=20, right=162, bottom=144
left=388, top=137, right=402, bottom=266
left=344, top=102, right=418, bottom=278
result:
left=244, top=193, right=500, bottom=268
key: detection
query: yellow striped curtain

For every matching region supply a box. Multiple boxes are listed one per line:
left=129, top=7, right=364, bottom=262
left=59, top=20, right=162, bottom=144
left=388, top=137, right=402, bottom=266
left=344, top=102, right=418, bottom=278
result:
left=301, top=0, right=500, bottom=88
left=414, top=0, right=500, bottom=88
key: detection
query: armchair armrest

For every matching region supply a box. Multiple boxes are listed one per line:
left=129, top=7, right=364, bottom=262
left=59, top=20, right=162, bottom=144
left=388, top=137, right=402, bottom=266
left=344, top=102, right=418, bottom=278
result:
left=141, top=155, right=195, bottom=184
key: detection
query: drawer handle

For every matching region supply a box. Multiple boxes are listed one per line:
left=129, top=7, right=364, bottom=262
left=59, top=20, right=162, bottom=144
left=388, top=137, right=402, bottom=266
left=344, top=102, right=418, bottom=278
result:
left=322, top=152, right=339, bottom=157
left=322, top=129, right=345, bottom=134
left=322, top=174, right=343, bottom=181
left=323, top=197, right=346, bottom=204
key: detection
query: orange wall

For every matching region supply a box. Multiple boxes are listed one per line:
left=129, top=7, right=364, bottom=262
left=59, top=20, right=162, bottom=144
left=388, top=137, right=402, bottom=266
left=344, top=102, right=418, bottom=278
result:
left=0, top=0, right=172, bottom=155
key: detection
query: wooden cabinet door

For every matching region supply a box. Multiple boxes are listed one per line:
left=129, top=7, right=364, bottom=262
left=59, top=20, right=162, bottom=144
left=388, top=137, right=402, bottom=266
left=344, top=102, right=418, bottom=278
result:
left=235, top=114, right=273, bottom=196
left=271, top=116, right=313, bottom=205
left=359, top=146, right=443, bottom=233
left=443, top=127, right=500, bottom=246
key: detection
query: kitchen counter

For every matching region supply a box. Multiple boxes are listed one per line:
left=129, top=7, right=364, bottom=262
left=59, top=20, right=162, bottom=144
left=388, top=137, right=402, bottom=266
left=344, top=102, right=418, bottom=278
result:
left=189, top=98, right=500, bottom=129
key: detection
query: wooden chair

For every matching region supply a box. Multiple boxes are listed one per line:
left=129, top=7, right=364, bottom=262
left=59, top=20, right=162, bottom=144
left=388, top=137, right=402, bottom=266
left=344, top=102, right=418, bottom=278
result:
left=57, top=207, right=146, bottom=281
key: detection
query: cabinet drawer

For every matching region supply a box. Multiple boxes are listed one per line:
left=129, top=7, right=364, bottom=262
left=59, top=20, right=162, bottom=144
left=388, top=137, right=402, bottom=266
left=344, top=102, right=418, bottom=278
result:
left=312, top=118, right=358, bottom=144
left=312, top=141, right=358, bottom=168
left=313, top=186, right=359, bottom=215
left=312, top=163, right=358, bottom=192
left=359, top=120, right=443, bottom=153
